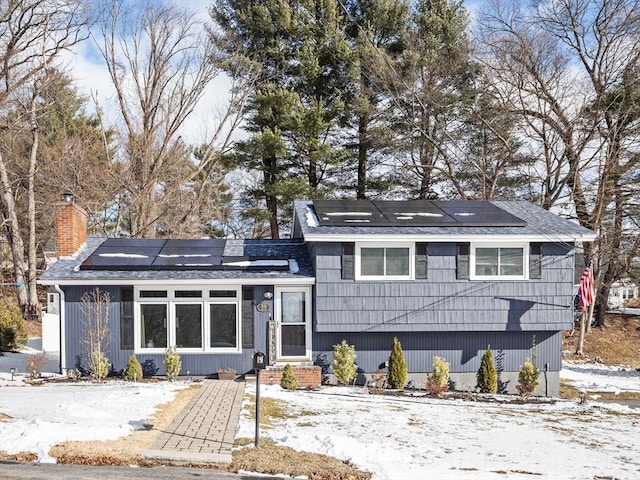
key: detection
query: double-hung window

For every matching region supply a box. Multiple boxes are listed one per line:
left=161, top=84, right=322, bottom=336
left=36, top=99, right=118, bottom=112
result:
left=135, top=287, right=240, bottom=353
left=356, top=243, right=413, bottom=280
left=471, top=244, right=527, bottom=280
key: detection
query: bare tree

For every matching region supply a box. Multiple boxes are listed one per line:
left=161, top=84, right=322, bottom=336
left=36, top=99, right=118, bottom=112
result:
left=0, top=0, right=89, bottom=316
left=81, top=288, right=110, bottom=380
left=478, top=0, right=640, bottom=329
left=94, top=0, right=248, bottom=238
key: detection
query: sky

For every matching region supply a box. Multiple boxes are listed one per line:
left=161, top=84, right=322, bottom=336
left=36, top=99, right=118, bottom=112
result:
left=1, top=339, right=639, bottom=479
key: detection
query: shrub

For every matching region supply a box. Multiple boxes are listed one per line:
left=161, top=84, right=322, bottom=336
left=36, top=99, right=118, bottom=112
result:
left=0, top=297, right=27, bottom=352
left=426, top=356, right=450, bottom=397
left=516, top=358, right=540, bottom=397
left=477, top=345, right=498, bottom=394
left=124, top=354, right=143, bottom=381
left=280, top=364, right=298, bottom=390
left=331, top=340, right=357, bottom=385
left=25, top=351, right=48, bottom=378
left=90, top=350, right=110, bottom=381
left=387, top=337, right=408, bottom=389
left=164, top=346, right=182, bottom=381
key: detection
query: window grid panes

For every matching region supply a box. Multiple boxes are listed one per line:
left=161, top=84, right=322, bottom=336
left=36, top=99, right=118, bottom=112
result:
left=360, top=247, right=410, bottom=277
left=140, top=304, right=167, bottom=348
left=475, top=247, right=524, bottom=277
left=210, top=303, right=237, bottom=348
left=175, top=304, right=202, bottom=348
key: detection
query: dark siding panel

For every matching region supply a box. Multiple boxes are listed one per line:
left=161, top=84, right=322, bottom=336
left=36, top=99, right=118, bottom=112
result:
left=415, top=242, right=428, bottom=279
left=341, top=243, right=355, bottom=280
left=242, top=287, right=254, bottom=349
left=530, top=243, right=542, bottom=279
left=457, top=243, right=470, bottom=280
left=120, top=287, right=134, bottom=350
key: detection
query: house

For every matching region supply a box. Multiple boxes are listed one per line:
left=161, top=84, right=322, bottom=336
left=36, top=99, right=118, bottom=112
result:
left=39, top=197, right=595, bottom=396
left=608, top=279, right=638, bottom=310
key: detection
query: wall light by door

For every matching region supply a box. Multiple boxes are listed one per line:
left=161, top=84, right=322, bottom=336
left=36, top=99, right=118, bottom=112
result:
left=264, top=291, right=273, bottom=300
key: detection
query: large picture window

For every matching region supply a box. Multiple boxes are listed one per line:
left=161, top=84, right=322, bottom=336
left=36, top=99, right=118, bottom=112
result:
left=135, top=287, right=240, bottom=353
left=472, top=245, right=526, bottom=279
left=356, top=244, right=412, bottom=279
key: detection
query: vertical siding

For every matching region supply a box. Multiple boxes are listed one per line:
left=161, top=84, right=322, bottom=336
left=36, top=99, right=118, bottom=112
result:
left=63, top=284, right=275, bottom=376
left=313, top=330, right=562, bottom=375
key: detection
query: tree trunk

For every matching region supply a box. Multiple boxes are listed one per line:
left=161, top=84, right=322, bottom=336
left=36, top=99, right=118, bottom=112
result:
left=26, top=98, right=41, bottom=319
left=576, top=310, right=587, bottom=355
left=357, top=110, right=368, bottom=200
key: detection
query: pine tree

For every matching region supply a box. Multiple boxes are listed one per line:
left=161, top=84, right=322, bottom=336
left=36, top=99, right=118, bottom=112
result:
left=164, top=346, right=182, bottom=381
left=332, top=340, right=358, bottom=385
left=124, top=354, right=143, bottom=381
left=388, top=337, right=408, bottom=389
left=280, top=364, right=298, bottom=390
left=477, top=345, right=498, bottom=394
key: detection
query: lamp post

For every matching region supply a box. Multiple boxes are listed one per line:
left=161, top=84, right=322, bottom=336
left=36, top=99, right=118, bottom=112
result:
left=10, top=367, right=16, bottom=381
left=252, top=351, right=266, bottom=448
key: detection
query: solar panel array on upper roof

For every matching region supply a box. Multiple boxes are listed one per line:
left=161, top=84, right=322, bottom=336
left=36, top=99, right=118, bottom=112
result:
left=312, top=200, right=526, bottom=227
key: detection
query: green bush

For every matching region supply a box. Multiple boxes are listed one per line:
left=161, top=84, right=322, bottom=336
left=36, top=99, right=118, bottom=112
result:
left=387, top=337, right=408, bottom=389
left=426, top=356, right=450, bottom=397
left=0, top=297, right=27, bottom=352
left=124, top=354, right=143, bottom=381
left=331, top=340, right=357, bottom=385
left=90, top=350, right=110, bottom=381
left=164, top=346, right=182, bottom=381
left=516, top=358, right=540, bottom=397
left=477, top=345, right=498, bottom=394
left=280, top=364, right=298, bottom=390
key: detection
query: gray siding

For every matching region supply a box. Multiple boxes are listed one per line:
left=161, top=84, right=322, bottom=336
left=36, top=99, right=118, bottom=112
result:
left=313, top=330, right=562, bottom=377
left=62, top=285, right=273, bottom=376
left=314, top=242, right=575, bottom=332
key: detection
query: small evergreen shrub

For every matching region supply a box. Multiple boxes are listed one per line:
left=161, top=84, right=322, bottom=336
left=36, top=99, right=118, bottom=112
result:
left=331, top=340, right=357, bottom=385
left=164, top=346, right=182, bottom=381
left=90, top=350, right=109, bottom=381
left=516, top=358, right=540, bottom=397
left=124, top=354, right=143, bottom=381
left=387, top=337, right=408, bottom=389
left=477, top=345, right=498, bottom=394
left=426, top=356, right=450, bottom=397
left=280, top=364, right=298, bottom=390
left=0, top=298, right=27, bottom=352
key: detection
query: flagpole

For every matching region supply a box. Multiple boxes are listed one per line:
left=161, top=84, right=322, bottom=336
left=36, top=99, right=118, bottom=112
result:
left=576, top=310, right=586, bottom=355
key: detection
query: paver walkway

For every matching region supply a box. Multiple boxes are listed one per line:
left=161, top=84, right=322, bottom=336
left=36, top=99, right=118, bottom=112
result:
left=144, top=379, right=245, bottom=465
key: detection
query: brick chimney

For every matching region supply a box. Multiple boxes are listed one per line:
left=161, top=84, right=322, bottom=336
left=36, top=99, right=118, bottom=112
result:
left=56, top=195, right=87, bottom=258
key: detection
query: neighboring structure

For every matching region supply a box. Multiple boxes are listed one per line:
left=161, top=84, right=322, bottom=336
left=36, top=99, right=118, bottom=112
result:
left=39, top=198, right=595, bottom=396
left=608, top=279, right=639, bottom=310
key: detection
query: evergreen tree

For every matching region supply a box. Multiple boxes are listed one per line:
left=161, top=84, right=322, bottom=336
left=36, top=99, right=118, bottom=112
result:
left=516, top=358, right=540, bottom=397
left=280, top=364, right=299, bottom=390
left=387, top=336, right=407, bottom=389
left=426, top=356, right=450, bottom=396
left=331, top=340, right=358, bottom=385
left=477, top=345, right=498, bottom=394
left=164, top=347, right=182, bottom=381
left=124, top=354, right=143, bottom=381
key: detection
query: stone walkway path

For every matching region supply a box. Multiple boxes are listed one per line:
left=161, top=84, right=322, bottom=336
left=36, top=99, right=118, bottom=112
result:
left=144, top=379, right=245, bottom=465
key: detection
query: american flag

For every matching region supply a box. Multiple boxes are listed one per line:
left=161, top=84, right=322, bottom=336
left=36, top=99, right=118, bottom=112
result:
left=579, top=262, right=594, bottom=310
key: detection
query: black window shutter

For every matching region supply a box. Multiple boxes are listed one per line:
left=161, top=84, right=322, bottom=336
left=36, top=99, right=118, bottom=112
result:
left=341, top=243, right=355, bottom=280
left=242, top=287, right=254, bottom=349
left=529, top=243, right=542, bottom=279
left=120, top=287, right=134, bottom=350
left=415, top=243, right=428, bottom=279
left=457, top=243, right=470, bottom=280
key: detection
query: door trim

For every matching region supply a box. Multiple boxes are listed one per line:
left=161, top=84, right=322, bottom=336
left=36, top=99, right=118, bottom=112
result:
left=274, top=286, right=312, bottom=363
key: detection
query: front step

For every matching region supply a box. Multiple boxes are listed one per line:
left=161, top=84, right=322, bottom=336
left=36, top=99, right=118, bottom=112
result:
left=245, top=365, right=322, bottom=389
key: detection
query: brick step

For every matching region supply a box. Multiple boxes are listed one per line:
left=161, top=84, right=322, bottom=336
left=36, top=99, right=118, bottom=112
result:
left=245, top=366, right=321, bottom=389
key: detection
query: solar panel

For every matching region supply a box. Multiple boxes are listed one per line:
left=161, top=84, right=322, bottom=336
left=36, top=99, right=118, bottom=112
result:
left=312, top=200, right=525, bottom=227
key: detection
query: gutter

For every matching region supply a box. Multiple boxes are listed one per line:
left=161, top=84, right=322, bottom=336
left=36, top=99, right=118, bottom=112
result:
left=54, top=284, right=66, bottom=374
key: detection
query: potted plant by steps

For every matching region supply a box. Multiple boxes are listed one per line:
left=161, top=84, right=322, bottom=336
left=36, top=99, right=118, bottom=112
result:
left=217, top=367, right=237, bottom=380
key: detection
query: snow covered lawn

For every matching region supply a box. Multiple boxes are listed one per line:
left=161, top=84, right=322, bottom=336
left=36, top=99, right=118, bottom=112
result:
left=1, top=342, right=639, bottom=479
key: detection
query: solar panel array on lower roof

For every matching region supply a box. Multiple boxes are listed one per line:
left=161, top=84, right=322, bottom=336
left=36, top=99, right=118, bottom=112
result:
left=312, top=200, right=526, bottom=227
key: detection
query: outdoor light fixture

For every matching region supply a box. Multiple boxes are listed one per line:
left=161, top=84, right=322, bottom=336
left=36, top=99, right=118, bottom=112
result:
left=10, top=367, right=16, bottom=381
left=263, top=291, right=273, bottom=300
left=61, top=191, right=74, bottom=203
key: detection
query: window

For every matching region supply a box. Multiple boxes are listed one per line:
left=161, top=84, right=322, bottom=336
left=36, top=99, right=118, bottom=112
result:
left=471, top=244, right=526, bottom=280
left=356, top=244, right=412, bottom=279
left=134, top=286, right=241, bottom=353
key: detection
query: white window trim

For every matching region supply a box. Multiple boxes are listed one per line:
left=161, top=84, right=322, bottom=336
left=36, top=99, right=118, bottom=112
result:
left=355, top=242, right=414, bottom=280
left=133, top=285, right=242, bottom=354
left=274, top=285, right=313, bottom=362
left=470, top=242, right=529, bottom=281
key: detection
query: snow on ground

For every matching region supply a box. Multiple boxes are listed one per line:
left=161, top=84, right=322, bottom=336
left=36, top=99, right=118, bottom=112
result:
left=1, top=341, right=639, bottom=478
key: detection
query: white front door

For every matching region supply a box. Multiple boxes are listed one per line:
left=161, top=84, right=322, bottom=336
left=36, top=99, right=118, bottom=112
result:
left=275, top=286, right=312, bottom=362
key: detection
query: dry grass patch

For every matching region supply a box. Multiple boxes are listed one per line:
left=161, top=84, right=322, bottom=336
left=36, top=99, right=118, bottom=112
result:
left=230, top=440, right=371, bottom=480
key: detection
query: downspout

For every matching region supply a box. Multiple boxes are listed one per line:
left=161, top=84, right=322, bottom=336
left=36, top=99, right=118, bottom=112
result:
left=55, top=284, right=66, bottom=374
